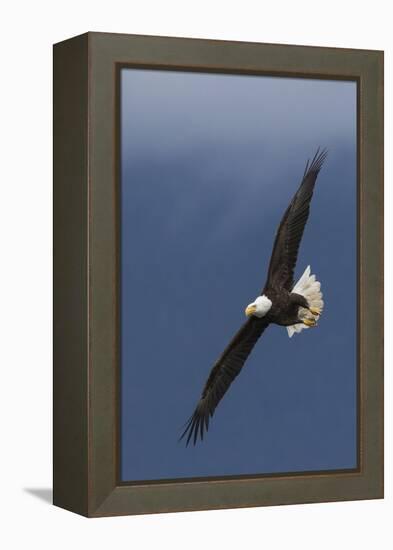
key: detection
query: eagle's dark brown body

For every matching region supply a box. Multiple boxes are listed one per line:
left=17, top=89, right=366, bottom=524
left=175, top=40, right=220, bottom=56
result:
left=180, top=149, right=328, bottom=445
left=264, top=288, right=308, bottom=326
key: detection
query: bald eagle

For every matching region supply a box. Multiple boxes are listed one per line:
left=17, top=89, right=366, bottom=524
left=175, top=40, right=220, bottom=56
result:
left=180, top=148, right=328, bottom=445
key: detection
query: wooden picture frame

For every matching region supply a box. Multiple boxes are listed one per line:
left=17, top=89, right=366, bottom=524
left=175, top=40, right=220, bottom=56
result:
left=53, top=32, right=383, bottom=517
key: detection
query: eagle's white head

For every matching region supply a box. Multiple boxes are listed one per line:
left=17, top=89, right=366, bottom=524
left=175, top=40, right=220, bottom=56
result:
left=245, top=295, right=272, bottom=318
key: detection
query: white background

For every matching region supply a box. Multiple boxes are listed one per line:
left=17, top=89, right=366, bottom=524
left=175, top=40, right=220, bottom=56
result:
left=0, top=1, right=390, bottom=548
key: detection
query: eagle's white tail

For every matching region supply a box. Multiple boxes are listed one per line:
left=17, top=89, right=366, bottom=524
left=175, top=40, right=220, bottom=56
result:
left=287, top=265, right=324, bottom=338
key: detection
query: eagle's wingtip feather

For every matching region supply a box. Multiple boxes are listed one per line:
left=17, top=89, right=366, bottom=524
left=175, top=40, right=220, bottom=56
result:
left=179, top=405, right=210, bottom=446
left=303, top=148, right=328, bottom=179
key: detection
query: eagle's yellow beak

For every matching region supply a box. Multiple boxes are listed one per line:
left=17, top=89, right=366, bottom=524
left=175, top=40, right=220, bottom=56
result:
left=245, top=304, right=257, bottom=317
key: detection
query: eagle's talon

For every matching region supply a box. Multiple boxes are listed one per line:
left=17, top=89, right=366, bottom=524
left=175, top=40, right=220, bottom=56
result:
left=309, top=307, right=321, bottom=316
left=303, top=318, right=317, bottom=327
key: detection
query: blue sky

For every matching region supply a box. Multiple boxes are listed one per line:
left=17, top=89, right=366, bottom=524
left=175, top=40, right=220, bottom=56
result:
left=120, top=69, right=357, bottom=481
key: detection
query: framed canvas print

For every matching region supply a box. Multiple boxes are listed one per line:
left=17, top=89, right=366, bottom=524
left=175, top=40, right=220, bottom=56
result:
left=53, top=32, right=383, bottom=517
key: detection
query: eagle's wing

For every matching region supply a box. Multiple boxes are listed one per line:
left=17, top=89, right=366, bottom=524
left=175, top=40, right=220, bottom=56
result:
left=264, top=148, right=327, bottom=292
left=180, top=317, right=269, bottom=445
